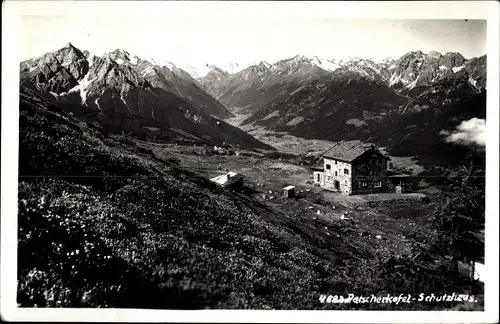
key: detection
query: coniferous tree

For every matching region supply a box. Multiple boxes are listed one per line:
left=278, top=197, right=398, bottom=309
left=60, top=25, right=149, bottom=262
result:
left=429, top=163, right=485, bottom=277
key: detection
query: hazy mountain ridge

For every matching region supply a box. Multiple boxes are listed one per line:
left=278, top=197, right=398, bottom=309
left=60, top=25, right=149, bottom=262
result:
left=197, top=56, right=333, bottom=115
left=218, top=51, right=486, bottom=166
left=196, top=51, right=486, bottom=118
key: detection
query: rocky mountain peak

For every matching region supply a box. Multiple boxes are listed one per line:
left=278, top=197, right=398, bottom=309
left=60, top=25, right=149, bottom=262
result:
left=428, top=50, right=442, bottom=58
left=103, top=48, right=137, bottom=65
left=441, top=52, right=466, bottom=68
left=292, top=54, right=308, bottom=61
left=258, top=61, right=272, bottom=70
left=21, top=42, right=236, bottom=122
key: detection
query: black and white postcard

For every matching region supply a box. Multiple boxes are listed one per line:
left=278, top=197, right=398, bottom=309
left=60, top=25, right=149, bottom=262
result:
left=1, top=1, right=498, bottom=323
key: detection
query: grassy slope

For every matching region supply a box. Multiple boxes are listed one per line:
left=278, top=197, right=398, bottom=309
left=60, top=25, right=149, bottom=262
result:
left=17, top=89, right=482, bottom=310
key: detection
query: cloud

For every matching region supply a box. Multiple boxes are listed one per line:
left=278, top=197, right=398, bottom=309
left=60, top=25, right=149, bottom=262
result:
left=440, top=118, right=485, bottom=147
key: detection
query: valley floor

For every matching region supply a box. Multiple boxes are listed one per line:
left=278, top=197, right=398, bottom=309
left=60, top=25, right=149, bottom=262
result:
left=225, top=113, right=425, bottom=175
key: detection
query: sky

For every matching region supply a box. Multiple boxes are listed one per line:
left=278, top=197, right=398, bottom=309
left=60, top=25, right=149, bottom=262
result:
left=18, top=3, right=488, bottom=68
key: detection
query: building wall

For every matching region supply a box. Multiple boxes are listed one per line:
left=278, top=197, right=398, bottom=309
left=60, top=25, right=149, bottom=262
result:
left=323, top=158, right=352, bottom=195
left=312, top=171, right=325, bottom=186
left=351, top=154, right=388, bottom=194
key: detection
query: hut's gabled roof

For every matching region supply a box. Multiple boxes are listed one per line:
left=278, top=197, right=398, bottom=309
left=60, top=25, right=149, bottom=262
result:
left=322, top=143, right=389, bottom=163
left=210, top=172, right=244, bottom=188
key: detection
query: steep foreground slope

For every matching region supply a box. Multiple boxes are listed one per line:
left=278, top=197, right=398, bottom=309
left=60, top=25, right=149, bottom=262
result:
left=17, top=85, right=482, bottom=309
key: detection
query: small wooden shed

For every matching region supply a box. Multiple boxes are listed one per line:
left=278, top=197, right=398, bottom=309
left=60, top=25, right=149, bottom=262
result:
left=210, top=172, right=244, bottom=191
left=283, top=185, right=296, bottom=198
left=388, top=173, right=411, bottom=193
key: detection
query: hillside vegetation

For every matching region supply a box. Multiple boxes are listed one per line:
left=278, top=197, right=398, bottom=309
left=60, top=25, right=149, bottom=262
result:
left=18, top=87, right=482, bottom=309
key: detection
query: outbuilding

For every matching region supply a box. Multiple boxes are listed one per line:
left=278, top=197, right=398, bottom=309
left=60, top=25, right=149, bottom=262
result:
left=283, top=185, right=296, bottom=198
left=210, top=172, right=244, bottom=191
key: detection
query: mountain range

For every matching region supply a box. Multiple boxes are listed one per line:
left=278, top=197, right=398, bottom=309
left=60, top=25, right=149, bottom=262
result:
left=19, top=44, right=486, bottom=166
left=196, top=51, right=486, bottom=166
left=19, top=43, right=272, bottom=150
left=197, top=51, right=486, bottom=113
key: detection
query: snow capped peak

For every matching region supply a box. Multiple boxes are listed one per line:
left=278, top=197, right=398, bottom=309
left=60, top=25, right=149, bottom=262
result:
left=291, top=54, right=310, bottom=62
left=112, top=48, right=128, bottom=54
left=372, top=56, right=395, bottom=64
left=165, top=62, right=177, bottom=70
left=148, top=57, right=169, bottom=67
left=103, top=48, right=141, bottom=66
left=224, top=62, right=243, bottom=74
left=62, top=42, right=77, bottom=51
left=310, top=56, right=340, bottom=72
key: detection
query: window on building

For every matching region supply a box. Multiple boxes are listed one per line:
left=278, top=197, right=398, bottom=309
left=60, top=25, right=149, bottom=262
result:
left=326, top=164, right=331, bottom=170
left=334, top=160, right=338, bottom=165
left=361, top=181, right=367, bottom=187
left=374, top=181, right=382, bottom=188
left=334, top=171, right=338, bottom=177
left=344, top=168, right=349, bottom=175
left=345, top=181, right=348, bottom=186
left=317, top=174, right=321, bottom=182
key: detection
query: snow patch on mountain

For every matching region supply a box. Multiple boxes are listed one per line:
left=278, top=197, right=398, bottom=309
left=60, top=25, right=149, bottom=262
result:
left=290, top=85, right=306, bottom=96
left=120, top=91, right=128, bottom=112
left=452, top=65, right=465, bottom=73
left=468, top=76, right=479, bottom=89
left=310, top=56, right=340, bottom=72
left=88, top=53, right=95, bottom=67
left=141, top=65, right=155, bottom=77
left=406, top=75, right=420, bottom=90
left=388, top=73, right=401, bottom=87
left=77, top=71, right=94, bottom=105
left=286, top=116, right=305, bottom=126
